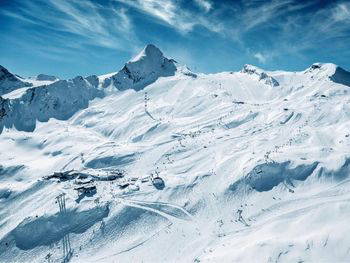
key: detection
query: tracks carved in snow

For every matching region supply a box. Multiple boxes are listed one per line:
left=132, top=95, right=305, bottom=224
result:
left=118, top=198, right=193, bottom=222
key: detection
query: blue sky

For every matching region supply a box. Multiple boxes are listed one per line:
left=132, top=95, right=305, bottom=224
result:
left=0, top=0, right=350, bottom=78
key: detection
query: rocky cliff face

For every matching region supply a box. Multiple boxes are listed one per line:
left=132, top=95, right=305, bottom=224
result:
left=102, top=44, right=177, bottom=90
left=241, top=64, right=279, bottom=87
left=0, top=65, right=32, bottom=95
left=0, top=75, right=103, bottom=133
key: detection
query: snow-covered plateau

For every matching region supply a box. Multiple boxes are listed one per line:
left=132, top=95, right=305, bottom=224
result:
left=1, top=44, right=350, bottom=262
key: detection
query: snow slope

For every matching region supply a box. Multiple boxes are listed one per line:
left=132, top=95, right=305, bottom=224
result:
left=1, top=45, right=350, bottom=263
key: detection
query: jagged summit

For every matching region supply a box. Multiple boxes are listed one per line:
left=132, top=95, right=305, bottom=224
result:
left=0, top=65, right=16, bottom=80
left=241, top=64, right=279, bottom=87
left=129, top=44, right=167, bottom=63
left=241, top=64, right=262, bottom=73
left=307, top=62, right=337, bottom=72
left=102, top=44, right=177, bottom=91
left=0, top=65, right=32, bottom=95
left=305, top=63, right=350, bottom=87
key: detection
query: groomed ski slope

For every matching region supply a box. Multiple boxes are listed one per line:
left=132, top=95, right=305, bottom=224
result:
left=1, top=45, right=350, bottom=262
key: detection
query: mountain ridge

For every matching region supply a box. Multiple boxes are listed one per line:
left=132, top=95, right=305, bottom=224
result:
left=1, top=44, right=350, bottom=262
left=1, top=44, right=350, bottom=134
left=0, top=65, right=32, bottom=96
left=1, top=45, right=349, bottom=95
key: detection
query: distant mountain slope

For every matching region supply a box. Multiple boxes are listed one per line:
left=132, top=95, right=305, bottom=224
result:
left=1, top=45, right=350, bottom=263
left=0, top=65, right=32, bottom=95
left=0, top=75, right=103, bottom=133
left=36, top=74, right=59, bottom=81
left=305, top=63, right=350, bottom=87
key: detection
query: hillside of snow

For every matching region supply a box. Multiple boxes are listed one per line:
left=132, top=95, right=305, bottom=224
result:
left=1, top=45, right=350, bottom=263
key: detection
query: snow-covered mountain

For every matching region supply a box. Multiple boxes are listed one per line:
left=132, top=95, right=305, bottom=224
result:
left=36, top=74, right=59, bottom=82
left=100, top=44, right=177, bottom=91
left=0, top=65, right=32, bottom=96
left=1, top=45, right=350, bottom=263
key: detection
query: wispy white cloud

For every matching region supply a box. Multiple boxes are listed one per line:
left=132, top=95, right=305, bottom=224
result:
left=280, top=1, right=350, bottom=48
left=0, top=0, right=139, bottom=52
left=115, top=0, right=222, bottom=33
left=253, top=53, right=268, bottom=63
left=1, top=0, right=350, bottom=70
left=332, top=3, right=350, bottom=22
left=237, top=1, right=350, bottom=63
left=121, top=0, right=193, bottom=31
left=241, top=0, right=294, bottom=30
left=193, top=0, right=212, bottom=13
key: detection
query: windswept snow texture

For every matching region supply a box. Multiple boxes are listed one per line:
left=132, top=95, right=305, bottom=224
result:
left=1, top=46, right=350, bottom=262
left=8, top=204, right=109, bottom=250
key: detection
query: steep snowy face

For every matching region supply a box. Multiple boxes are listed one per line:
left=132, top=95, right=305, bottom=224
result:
left=0, top=65, right=32, bottom=95
left=0, top=75, right=103, bottom=133
left=241, top=64, right=279, bottom=87
left=305, top=63, right=350, bottom=87
left=102, top=44, right=177, bottom=90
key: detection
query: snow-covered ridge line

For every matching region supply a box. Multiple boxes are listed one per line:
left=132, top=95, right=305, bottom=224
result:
left=101, top=44, right=178, bottom=91
left=0, top=75, right=103, bottom=133
left=1, top=45, right=350, bottom=136
left=304, top=63, right=350, bottom=87
left=0, top=65, right=32, bottom=96
left=0, top=44, right=196, bottom=134
left=241, top=64, right=280, bottom=87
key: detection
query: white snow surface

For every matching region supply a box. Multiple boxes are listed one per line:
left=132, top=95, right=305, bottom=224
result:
left=1, top=46, right=350, bottom=262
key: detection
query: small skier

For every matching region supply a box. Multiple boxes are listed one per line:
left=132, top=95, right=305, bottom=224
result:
left=236, top=209, right=249, bottom=226
left=237, top=209, right=243, bottom=221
